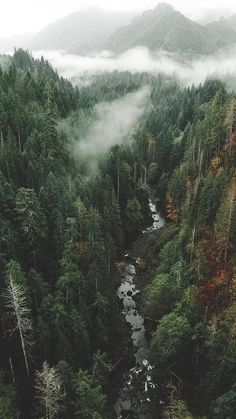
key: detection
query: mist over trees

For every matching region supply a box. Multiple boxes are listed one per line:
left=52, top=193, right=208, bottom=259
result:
left=0, top=44, right=235, bottom=419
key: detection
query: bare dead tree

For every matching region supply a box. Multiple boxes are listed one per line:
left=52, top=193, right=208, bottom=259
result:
left=35, top=362, right=64, bottom=419
left=3, top=262, right=33, bottom=376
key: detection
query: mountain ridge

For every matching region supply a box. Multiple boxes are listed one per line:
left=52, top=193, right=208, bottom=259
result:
left=102, top=3, right=236, bottom=55
left=206, top=13, right=236, bottom=32
left=1, top=4, right=236, bottom=56
left=27, top=9, right=135, bottom=54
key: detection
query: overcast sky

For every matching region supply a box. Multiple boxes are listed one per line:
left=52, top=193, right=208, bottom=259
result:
left=0, top=0, right=236, bottom=37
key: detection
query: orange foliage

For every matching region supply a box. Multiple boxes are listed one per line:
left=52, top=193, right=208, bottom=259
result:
left=198, top=229, right=223, bottom=273
left=115, top=262, right=126, bottom=272
left=195, top=228, right=232, bottom=306
left=135, top=258, right=146, bottom=271
left=198, top=270, right=228, bottom=304
left=210, top=156, right=222, bottom=171
left=166, top=198, right=177, bottom=221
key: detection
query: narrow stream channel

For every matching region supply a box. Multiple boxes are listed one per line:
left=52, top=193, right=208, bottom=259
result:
left=115, top=199, right=165, bottom=418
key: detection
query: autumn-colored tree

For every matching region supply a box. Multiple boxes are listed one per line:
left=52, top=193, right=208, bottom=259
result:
left=214, top=178, right=236, bottom=269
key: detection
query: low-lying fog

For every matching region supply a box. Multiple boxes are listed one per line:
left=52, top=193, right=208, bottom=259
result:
left=58, top=86, right=150, bottom=158
left=79, top=86, right=150, bottom=154
left=32, top=46, right=236, bottom=86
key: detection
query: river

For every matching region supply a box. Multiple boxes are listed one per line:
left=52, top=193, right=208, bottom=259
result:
left=114, top=198, right=165, bottom=418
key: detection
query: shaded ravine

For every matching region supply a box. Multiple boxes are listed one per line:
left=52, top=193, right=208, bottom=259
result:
left=115, top=199, right=165, bottom=418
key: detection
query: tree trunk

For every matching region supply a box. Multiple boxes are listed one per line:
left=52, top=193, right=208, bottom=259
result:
left=9, top=275, right=30, bottom=376
left=144, top=165, right=147, bottom=186
left=190, top=225, right=196, bottom=261
left=117, top=153, right=120, bottom=201
left=9, top=357, right=16, bottom=385
left=18, top=323, right=30, bottom=376
left=224, top=197, right=234, bottom=270
left=0, top=129, right=3, bottom=148
left=18, top=130, right=22, bottom=153
left=133, top=162, right=137, bottom=184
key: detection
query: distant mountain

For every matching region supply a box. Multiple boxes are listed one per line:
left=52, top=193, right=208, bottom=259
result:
left=197, top=8, right=233, bottom=25
left=27, top=9, right=135, bottom=54
left=208, top=13, right=236, bottom=34
left=225, top=13, right=236, bottom=30
left=0, top=33, right=32, bottom=53
left=102, top=3, right=235, bottom=55
left=206, top=20, right=236, bottom=48
left=1, top=4, right=236, bottom=57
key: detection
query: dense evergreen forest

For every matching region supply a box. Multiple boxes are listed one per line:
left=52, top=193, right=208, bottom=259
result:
left=0, top=49, right=236, bottom=418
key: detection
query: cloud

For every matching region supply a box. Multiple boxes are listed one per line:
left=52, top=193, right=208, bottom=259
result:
left=32, top=46, right=236, bottom=86
left=57, top=86, right=150, bottom=174
left=78, top=86, right=150, bottom=154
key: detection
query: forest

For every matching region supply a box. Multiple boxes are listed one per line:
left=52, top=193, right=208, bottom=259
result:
left=0, top=49, right=235, bottom=418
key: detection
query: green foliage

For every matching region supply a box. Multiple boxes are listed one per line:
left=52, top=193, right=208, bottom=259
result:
left=0, top=372, right=16, bottom=419
left=211, top=384, right=236, bottom=419
left=0, top=397, right=13, bottom=419
left=16, top=188, right=48, bottom=246
left=136, top=76, right=236, bottom=418
left=146, top=273, right=180, bottom=319
left=151, top=312, right=191, bottom=366
left=125, top=197, right=144, bottom=233
left=0, top=50, right=140, bottom=416
left=72, top=370, right=106, bottom=418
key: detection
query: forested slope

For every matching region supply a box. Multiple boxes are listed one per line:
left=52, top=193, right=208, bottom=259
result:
left=133, top=76, right=236, bottom=417
left=0, top=49, right=236, bottom=418
left=0, top=50, right=151, bottom=418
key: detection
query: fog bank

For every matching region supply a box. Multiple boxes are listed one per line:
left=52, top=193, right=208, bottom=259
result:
left=79, top=86, right=150, bottom=155
left=32, top=46, right=236, bottom=85
left=57, top=86, right=150, bottom=164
